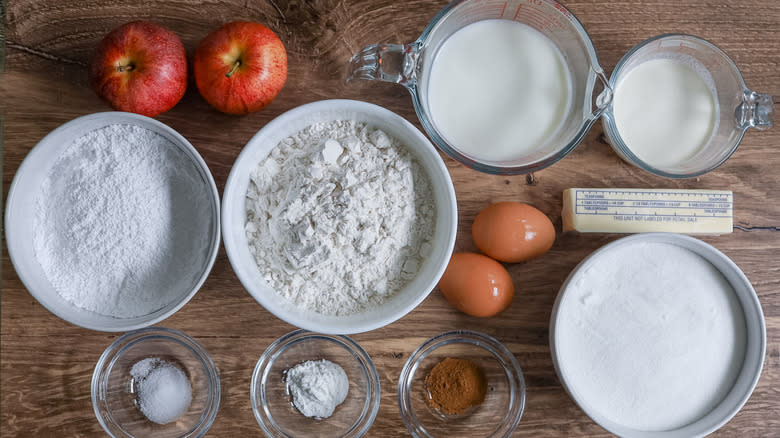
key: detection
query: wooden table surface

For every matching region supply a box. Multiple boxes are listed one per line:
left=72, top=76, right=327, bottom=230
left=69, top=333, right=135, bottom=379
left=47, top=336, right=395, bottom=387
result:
left=2, top=0, right=779, bottom=436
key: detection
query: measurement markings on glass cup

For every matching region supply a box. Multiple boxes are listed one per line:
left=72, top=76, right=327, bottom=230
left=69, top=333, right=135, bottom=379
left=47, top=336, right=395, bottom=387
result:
left=574, top=189, right=733, bottom=224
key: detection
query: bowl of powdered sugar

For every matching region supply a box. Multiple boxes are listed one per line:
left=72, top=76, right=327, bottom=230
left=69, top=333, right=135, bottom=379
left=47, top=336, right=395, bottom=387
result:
left=222, top=99, right=457, bottom=334
left=5, top=112, right=220, bottom=331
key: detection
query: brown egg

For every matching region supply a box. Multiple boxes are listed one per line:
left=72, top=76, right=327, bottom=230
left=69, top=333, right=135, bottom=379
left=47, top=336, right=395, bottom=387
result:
left=438, top=252, right=514, bottom=317
left=472, top=202, right=555, bottom=263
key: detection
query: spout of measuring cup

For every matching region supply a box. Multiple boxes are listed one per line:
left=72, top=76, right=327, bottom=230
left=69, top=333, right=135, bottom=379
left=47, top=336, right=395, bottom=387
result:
left=589, top=70, right=613, bottom=120
left=736, top=91, right=775, bottom=131
left=346, top=43, right=419, bottom=87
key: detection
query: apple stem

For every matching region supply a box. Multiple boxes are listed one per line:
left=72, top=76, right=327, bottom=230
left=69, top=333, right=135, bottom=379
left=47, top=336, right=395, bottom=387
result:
left=226, top=60, right=241, bottom=78
left=116, top=63, right=135, bottom=73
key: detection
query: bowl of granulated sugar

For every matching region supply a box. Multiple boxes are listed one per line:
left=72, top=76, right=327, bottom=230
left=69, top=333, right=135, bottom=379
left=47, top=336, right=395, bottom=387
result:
left=550, top=233, right=766, bottom=438
left=5, top=112, right=221, bottom=331
left=222, top=99, right=458, bottom=334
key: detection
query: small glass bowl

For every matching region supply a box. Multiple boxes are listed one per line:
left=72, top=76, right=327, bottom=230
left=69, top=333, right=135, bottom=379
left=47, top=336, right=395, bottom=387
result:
left=91, top=327, right=220, bottom=437
left=398, top=331, right=526, bottom=437
left=251, top=329, right=381, bottom=437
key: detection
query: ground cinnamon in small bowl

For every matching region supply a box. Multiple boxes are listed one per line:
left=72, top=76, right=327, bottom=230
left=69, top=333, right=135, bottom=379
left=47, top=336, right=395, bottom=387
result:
left=425, top=357, right=487, bottom=415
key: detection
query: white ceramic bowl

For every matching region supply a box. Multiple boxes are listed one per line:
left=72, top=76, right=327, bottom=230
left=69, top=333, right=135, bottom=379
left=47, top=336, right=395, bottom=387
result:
left=5, top=112, right=221, bottom=332
left=222, top=99, right=457, bottom=334
left=550, top=233, right=766, bottom=438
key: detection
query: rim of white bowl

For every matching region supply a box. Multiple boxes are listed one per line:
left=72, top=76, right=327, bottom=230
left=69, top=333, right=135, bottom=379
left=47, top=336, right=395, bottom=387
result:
left=549, top=233, right=767, bottom=438
left=5, top=112, right=221, bottom=332
left=221, top=99, right=458, bottom=334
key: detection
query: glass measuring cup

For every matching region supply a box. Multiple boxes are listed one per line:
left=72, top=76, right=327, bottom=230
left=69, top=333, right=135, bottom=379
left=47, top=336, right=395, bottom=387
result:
left=347, top=0, right=612, bottom=175
left=602, top=34, right=775, bottom=178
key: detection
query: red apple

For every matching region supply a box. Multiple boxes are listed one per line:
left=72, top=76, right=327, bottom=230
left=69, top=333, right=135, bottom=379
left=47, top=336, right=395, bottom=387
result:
left=193, top=21, right=287, bottom=115
left=89, top=21, right=187, bottom=117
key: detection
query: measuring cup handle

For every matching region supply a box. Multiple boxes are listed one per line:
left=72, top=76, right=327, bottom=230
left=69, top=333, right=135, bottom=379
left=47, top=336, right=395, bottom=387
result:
left=736, top=91, right=775, bottom=131
left=347, top=43, right=419, bottom=87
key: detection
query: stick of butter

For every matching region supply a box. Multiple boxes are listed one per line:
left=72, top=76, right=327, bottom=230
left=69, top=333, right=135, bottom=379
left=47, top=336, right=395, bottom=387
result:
left=562, top=188, right=733, bottom=235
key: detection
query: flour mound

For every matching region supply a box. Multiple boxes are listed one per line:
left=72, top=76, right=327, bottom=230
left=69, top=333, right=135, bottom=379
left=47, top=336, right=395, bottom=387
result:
left=245, top=120, right=436, bottom=316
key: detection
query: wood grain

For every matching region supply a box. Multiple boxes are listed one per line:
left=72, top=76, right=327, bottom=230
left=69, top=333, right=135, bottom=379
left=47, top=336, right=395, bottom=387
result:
left=2, top=0, right=780, bottom=436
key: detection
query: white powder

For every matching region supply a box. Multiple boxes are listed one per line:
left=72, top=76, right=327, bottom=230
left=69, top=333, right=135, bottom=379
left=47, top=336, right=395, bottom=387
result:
left=555, top=241, right=747, bottom=431
left=33, top=124, right=212, bottom=318
left=245, top=120, right=436, bottom=316
left=131, top=357, right=192, bottom=424
left=285, top=359, right=349, bottom=418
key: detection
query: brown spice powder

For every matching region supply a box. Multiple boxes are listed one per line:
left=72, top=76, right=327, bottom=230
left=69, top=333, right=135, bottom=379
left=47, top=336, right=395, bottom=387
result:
left=425, top=357, right=487, bottom=415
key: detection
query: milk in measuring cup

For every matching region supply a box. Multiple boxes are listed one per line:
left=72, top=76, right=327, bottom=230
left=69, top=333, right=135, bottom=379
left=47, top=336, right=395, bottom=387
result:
left=427, top=19, right=572, bottom=162
left=613, top=59, right=718, bottom=169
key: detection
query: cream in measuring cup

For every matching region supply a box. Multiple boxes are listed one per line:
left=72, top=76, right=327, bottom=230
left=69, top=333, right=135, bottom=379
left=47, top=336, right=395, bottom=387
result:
left=426, top=19, right=572, bottom=163
left=613, top=59, right=718, bottom=169
left=602, top=34, right=775, bottom=178
left=347, top=0, right=612, bottom=175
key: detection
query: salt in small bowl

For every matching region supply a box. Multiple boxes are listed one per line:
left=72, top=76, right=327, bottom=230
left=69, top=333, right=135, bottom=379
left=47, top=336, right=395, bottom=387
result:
left=91, top=327, right=220, bottom=437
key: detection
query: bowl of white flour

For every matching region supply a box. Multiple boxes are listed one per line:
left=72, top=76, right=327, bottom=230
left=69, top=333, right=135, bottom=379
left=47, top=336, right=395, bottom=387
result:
left=550, top=233, right=766, bottom=438
left=222, top=99, right=458, bottom=334
left=5, top=113, right=221, bottom=331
